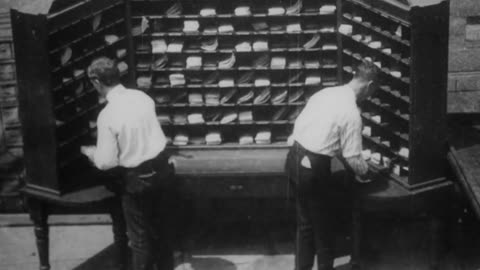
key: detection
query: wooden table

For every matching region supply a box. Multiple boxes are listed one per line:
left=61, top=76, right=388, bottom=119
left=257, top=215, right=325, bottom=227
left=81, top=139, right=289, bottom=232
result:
left=173, top=146, right=454, bottom=269
left=24, top=185, right=128, bottom=270
left=25, top=146, right=456, bottom=270
left=448, top=124, right=480, bottom=218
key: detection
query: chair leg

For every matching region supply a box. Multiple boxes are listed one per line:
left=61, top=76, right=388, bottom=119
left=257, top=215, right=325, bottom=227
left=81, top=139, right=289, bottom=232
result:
left=27, top=196, right=50, bottom=270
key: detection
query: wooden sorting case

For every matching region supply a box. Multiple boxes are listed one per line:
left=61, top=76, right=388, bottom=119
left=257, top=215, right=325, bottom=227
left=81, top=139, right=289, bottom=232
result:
left=11, top=0, right=450, bottom=199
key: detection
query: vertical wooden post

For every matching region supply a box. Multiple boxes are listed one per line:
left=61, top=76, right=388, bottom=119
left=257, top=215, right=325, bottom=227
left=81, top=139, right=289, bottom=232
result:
left=123, top=0, right=137, bottom=87
left=351, top=198, right=363, bottom=270
left=336, top=0, right=344, bottom=84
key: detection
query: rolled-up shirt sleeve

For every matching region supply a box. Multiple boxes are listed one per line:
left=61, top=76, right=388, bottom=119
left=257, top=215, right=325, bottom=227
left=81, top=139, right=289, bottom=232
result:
left=93, top=111, right=119, bottom=170
left=339, top=111, right=363, bottom=158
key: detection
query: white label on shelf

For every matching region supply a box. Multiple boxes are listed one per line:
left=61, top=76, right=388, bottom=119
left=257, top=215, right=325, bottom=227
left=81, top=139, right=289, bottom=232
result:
left=395, top=25, right=402, bottom=38
left=141, top=16, right=149, bottom=33
left=371, top=152, right=381, bottom=165
left=339, top=24, right=353, bottom=35
left=382, top=156, right=392, bottom=168
left=399, top=147, right=410, bottom=159
left=393, top=164, right=401, bottom=176
left=362, top=126, right=372, bottom=136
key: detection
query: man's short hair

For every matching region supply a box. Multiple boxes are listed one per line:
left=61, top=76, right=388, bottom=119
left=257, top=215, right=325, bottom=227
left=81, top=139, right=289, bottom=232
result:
left=353, top=59, right=379, bottom=82
left=87, top=57, right=121, bottom=87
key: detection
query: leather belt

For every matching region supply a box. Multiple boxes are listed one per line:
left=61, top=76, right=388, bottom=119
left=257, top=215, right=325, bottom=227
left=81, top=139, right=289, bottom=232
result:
left=293, top=141, right=331, bottom=162
left=129, top=154, right=161, bottom=175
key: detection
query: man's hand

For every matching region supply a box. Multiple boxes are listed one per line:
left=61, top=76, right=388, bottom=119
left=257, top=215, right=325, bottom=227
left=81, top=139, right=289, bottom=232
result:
left=341, top=155, right=372, bottom=183
left=345, top=155, right=369, bottom=175
left=80, top=145, right=96, bottom=161
left=355, top=172, right=373, bottom=183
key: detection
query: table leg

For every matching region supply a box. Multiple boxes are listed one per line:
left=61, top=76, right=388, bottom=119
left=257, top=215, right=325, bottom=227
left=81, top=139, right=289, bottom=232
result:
left=109, top=196, right=129, bottom=270
left=27, top=197, right=50, bottom=270
left=351, top=200, right=363, bottom=270
left=429, top=214, right=447, bottom=270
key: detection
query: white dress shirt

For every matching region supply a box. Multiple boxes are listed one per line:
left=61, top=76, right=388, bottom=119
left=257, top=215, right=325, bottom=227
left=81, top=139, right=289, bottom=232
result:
left=92, top=84, right=167, bottom=170
left=292, top=85, right=362, bottom=158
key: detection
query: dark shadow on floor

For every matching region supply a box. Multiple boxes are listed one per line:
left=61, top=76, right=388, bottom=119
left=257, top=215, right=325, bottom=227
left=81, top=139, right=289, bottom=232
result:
left=71, top=244, right=238, bottom=270
left=72, top=244, right=118, bottom=270
left=70, top=198, right=480, bottom=270
left=185, top=257, right=237, bottom=270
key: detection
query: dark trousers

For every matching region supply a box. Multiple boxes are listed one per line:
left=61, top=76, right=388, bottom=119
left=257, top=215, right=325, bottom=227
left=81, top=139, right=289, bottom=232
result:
left=286, top=142, right=336, bottom=270
left=122, top=153, right=175, bottom=270
left=122, top=187, right=174, bottom=270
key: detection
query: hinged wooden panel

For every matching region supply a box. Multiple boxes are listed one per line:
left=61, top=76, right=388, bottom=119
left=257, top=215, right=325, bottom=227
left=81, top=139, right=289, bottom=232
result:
left=11, top=9, right=59, bottom=196
left=11, top=0, right=133, bottom=198
left=408, top=1, right=449, bottom=184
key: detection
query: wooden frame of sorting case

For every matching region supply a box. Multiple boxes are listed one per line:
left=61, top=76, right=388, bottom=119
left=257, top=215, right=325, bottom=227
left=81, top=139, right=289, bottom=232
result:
left=11, top=0, right=451, bottom=200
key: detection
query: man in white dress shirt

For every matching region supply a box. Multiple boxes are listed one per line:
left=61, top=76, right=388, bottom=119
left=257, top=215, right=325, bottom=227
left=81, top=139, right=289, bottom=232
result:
left=81, top=57, right=173, bottom=270
left=286, top=60, right=379, bottom=270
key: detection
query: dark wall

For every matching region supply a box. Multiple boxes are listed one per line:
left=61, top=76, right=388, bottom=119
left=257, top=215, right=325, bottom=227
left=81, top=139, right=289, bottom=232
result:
left=448, top=0, right=480, bottom=113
